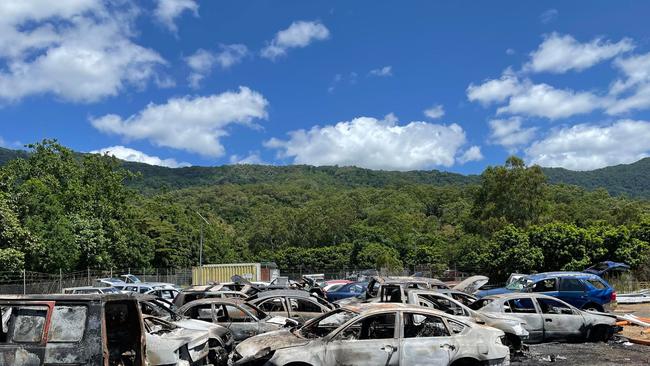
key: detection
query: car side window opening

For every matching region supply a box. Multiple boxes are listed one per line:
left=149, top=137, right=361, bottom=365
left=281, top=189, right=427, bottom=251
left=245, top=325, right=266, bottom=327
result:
left=336, top=312, right=396, bottom=341
left=452, top=293, right=475, bottom=307
left=3, top=306, right=48, bottom=343
left=447, top=320, right=466, bottom=334
left=290, top=298, right=322, bottom=313
left=403, top=312, right=450, bottom=338
left=381, top=286, right=402, bottom=303
left=189, top=304, right=213, bottom=322
left=259, top=298, right=286, bottom=312
left=504, top=298, right=537, bottom=313
left=587, top=279, right=607, bottom=290
left=417, top=294, right=465, bottom=316
left=560, top=278, right=585, bottom=292
left=224, top=305, right=252, bottom=322
left=533, top=279, right=557, bottom=292
left=48, top=306, right=87, bottom=342
left=537, top=298, right=574, bottom=315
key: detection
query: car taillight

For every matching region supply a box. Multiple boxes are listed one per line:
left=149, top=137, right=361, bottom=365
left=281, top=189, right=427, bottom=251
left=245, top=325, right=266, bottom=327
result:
left=611, top=291, right=616, bottom=301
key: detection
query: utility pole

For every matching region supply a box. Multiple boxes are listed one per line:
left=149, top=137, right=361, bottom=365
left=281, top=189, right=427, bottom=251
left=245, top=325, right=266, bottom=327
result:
left=195, top=211, right=209, bottom=267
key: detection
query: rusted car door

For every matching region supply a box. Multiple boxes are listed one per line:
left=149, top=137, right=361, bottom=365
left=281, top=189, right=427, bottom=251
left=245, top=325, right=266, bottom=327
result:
left=399, top=312, right=455, bottom=366
left=324, top=311, right=399, bottom=366
left=535, top=298, right=585, bottom=341
left=0, top=301, right=53, bottom=366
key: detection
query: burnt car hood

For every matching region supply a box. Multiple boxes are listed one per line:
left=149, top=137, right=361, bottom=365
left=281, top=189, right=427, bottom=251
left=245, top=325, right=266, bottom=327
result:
left=453, top=275, right=489, bottom=294
left=236, top=329, right=310, bottom=358
left=174, top=318, right=230, bottom=338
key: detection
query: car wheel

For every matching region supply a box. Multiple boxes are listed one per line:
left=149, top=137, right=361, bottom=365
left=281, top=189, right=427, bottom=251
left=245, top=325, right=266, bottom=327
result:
left=451, top=358, right=481, bottom=366
left=589, top=325, right=609, bottom=342
left=502, top=333, right=522, bottom=350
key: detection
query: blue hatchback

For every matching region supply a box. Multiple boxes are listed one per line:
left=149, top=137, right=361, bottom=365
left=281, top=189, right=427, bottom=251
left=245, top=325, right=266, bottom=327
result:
left=476, top=272, right=616, bottom=312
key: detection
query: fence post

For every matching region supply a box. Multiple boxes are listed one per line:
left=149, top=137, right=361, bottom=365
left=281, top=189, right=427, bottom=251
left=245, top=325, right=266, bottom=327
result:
left=87, top=267, right=90, bottom=286
left=23, top=269, right=26, bottom=295
left=59, top=269, right=62, bottom=293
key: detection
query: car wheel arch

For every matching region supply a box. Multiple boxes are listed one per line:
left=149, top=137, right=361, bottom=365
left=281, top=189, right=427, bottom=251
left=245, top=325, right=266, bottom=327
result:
left=450, top=357, right=482, bottom=366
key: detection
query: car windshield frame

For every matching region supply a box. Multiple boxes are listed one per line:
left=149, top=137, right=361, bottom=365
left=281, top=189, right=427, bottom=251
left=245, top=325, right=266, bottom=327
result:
left=298, top=308, right=358, bottom=339
left=241, top=302, right=268, bottom=320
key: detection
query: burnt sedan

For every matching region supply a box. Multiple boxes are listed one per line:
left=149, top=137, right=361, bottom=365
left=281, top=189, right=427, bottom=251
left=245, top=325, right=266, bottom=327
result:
left=177, top=298, right=296, bottom=343
left=247, top=289, right=335, bottom=324
left=475, top=293, right=617, bottom=343
left=232, top=303, right=510, bottom=366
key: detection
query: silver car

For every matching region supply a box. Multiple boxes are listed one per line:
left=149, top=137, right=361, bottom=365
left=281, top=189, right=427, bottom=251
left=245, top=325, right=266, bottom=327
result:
left=475, top=293, right=617, bottom=342
left=232, top=303, right=510, bottom=366
left=398, top=289, right=529, bottom=349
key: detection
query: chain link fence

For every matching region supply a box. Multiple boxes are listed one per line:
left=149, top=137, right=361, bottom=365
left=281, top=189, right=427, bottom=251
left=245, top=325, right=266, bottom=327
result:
left=0, top=268, right=192, bottom=295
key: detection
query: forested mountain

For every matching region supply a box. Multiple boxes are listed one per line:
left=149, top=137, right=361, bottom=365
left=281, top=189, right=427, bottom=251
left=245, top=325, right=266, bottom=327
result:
left=543, top=158, right=650, bottom=197
left=0, top=142, right=648, bottom=281
left=2, top=146, right=650, bottom=197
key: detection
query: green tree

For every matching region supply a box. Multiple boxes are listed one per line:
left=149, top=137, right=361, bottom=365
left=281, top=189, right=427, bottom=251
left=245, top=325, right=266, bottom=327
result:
left=471, top=157, right=547, bottom=233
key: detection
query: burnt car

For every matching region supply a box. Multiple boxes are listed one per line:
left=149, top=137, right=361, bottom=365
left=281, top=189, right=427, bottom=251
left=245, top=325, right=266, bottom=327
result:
left=475, top=293, right=618, bottom=343
left=136, top=294, right=233, bottom=365
left=247, top=290, right=335, bottom=323
left=232, top=303, right=510, bottom=366
left=177, top=298, right=296, bottom=342
left=384, top=289, right=529, bottom=349
left=365, top=276, right=450, bottom=299
left=173, top=284, right=250, bottom=308
left=143, top=315, right=211, bottom=366
left=0, top=294, right=146, bottom=366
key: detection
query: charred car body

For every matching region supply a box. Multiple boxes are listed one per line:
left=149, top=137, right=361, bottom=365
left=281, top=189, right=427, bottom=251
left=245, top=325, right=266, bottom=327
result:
left=474, top=293, right=618, bottom=343
left=0, top=294, right=146, bottom=366
left=247, top=290, right=335, bottom=324
left=137, top=294, right=233, bottom=365
left=177, top=298, right=297, bottom=343
left=232, top=303, right=510, bottom=366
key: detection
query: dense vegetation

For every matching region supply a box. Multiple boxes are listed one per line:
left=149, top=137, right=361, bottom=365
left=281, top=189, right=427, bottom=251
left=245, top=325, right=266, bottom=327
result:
left=0, top=141, right=649, bottom=281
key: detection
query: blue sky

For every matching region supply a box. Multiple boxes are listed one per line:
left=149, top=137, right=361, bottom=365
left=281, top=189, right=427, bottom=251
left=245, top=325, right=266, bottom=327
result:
left=2, top=1, right=650, bottom=174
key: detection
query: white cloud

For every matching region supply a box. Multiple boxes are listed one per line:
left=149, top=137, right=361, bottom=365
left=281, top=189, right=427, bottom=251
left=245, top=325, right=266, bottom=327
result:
left=458, top=146, right=483, bottom=164
left=91, top=145, right=190, bottom=168
left=467, top=72, right=524, bottom=105
left=90, top=87, right=269, bottom=157
left=264, top=114, right=472, bottom=170
left=229, top=152, right=266, bottom=165
left=369, top=66, right=392, bottom=77
left=185, top=49, right=216, bottom=88
left=185, top=44, right=248, bottom=88
left=526, top=119, right=650, bottom=170
left=506, top=48, right=516, bottom=55
left=539, top=9, right=559, bottom=24
left=488, top=117, right=537, bottom=149
left=525, top=33, right=634, bottom=74
left=423, top=104, right=445, bottom=119
left=261, top=20, right=330, bottom=60
left=606, top=53, right=650, bottom=114
left=497, top=83, right=601, bottom=119
left=0, top=1, right=165, bottom=103
left=215, top=44, right=248, bottom=69
left=153, top=0, right=198, bottom=33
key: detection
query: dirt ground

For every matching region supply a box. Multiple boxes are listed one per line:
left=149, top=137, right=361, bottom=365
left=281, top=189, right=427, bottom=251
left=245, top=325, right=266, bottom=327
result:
left=511, top=340, right=650, bottom=365
left=511, top=303, right=650, bottom=365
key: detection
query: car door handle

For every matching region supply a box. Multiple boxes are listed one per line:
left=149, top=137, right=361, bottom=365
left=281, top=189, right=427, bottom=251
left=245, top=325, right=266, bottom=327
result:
left=381, top=345, right=397, bottom=354
left=545, top=318, right=553, bottom=322
left=440, top=344, right=456, bottom=351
